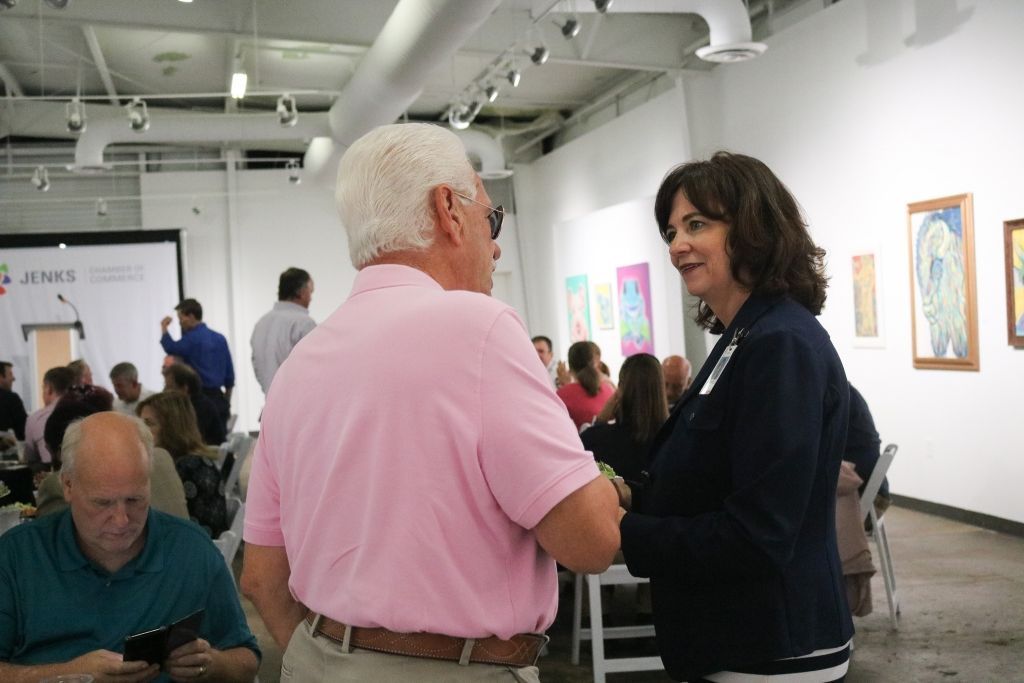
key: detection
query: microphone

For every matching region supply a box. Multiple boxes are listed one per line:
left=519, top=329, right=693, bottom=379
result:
left=57, top=293, right=86, bottom=339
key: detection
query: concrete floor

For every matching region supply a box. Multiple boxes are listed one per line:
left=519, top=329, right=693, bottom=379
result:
left=235, top=505, right=1024, bottom=682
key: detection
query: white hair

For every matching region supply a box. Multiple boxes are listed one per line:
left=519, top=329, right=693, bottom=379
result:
left=61, top=414, right=155, bottom=478
left=336, top=123, right=478, bottom=268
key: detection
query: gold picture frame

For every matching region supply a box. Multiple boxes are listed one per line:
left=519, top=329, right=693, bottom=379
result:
left=906, top=193, right=979, bottom=370
left=1005, top=218, right=1024, bottom=347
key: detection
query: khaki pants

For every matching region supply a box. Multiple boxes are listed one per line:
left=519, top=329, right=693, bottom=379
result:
left=281, top=618, right=542, bottom=682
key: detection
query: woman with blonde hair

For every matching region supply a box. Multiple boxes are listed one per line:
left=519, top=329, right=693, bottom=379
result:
left=138, top=391, right=227, bottom=537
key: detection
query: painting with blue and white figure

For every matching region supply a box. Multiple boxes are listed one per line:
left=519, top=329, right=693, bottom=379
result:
left=912, top=206, right=968, bottom=359
left=616, top=262, right=654, bottom=356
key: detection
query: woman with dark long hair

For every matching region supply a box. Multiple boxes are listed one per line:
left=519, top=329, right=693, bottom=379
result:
left=138, top=391, right=227, bottom=537
left=555, top=340, right=615, bottom=429
left=619, top=152, right=853, bottom=682
left=581, top=353, right=668, bottom=485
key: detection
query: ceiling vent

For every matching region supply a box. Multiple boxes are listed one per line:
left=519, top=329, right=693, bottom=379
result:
left=695, top=41, right=766, bottom=63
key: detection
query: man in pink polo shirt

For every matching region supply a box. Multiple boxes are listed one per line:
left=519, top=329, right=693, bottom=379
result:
left=241, top=123, right=621, bottom=681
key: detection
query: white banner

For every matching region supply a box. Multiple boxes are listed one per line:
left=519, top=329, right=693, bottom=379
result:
left=0, top=238, right=181, bottom=411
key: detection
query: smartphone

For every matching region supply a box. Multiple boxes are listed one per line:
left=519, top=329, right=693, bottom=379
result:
left=123, top=626, right=168, bottom=665
left=123, top=608, right=205, bottom=665
left=166, top=608, right=205, bottom=653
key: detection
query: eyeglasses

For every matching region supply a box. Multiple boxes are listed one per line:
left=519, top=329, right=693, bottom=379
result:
left=452, top=190, right=504, bottom=240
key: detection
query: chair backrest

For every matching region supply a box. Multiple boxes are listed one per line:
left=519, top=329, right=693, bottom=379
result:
left=212, top=495, right=245, bottom=572
left=221, top=434, right=253, bottom=500
left=859, top=443, right=897, bottom=522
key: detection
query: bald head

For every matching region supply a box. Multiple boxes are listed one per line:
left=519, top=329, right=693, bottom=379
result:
left=61, top=411, right=154, bottom=481
left=662, top=355, right=692, bottom=404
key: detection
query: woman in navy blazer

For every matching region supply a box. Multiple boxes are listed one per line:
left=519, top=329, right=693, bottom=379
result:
left=619, top=152, right=854, bottom=682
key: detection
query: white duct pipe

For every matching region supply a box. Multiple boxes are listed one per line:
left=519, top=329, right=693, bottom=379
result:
left=571, top=0, right=765, bottom=60
left=74, top=111, right=331, bottom=171
left=303, top=0, right=504, bottom=186
left=455, top=128, right=510, bottom=180
left=327, top=0, right=503, bottom=146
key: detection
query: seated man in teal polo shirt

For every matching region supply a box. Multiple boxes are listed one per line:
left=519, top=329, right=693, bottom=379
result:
left=0, top=412, right=260, bottom=682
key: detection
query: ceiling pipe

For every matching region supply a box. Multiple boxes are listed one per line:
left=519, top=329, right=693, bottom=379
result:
left=571, top=0, right=766, bottom=61
left=454, top=128, right=511, bottom=180
left=303, top=0, right=503, bottom=186
left=73, top=111, right=330, bottom=171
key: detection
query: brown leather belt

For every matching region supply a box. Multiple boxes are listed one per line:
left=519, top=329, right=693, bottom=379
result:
left=304, top=611, right=547, bottom=668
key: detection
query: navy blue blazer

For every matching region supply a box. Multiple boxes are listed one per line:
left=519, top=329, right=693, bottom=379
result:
left=620, top=294, right=854, bottom=681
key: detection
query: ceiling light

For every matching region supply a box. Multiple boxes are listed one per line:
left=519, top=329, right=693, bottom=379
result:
left=177, top=0, right=193, bottom=3
left=485, top=85, right=499, bottom=103
left=126, top=97, right=149, bottom=132
left=0, top=0, right=17, bottom=9
left=43, top=0, right=70, bottom=7
left=448, top=103, right=472, bottom=130
left=286, top=159, right=301, bottom=185
left=96, top=198, right=108, bottom=216
left=559, top=18, right=581, bottom=40
left=506, top=68, right=521, bottom=87
left=65, top=98, right=86, bottom=134
left=31, top=166, right=50, bottom=192
left=276, top=93, right=298, bottom=127
left=230, top=71, right=248, bottom=99
left=530, top=45, right=550, bottom=66
left=593, top=0, right=613, bottom=12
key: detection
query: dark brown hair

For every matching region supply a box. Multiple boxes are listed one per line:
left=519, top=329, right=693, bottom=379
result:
left=43, top=385, right=114, bottom=464
left=567, top=341, right=602, bottom=397
left=654, top=151, right=828, bottom=332
left=613, top=353, right=669, bottom=445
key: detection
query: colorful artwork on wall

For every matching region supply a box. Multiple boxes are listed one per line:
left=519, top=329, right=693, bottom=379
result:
left=616, top=262, right=654, bottom=355
left=565, top=273, right=591, bottom=341
left=1004, top=218, right=1024, bottom=347
left=594, top=283, right=614, bottom=330
left=907, top=193, right=978, bottom=370
left=851, top=251, right=884, bottom=348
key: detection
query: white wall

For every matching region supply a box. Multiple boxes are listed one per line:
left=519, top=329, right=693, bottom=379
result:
left=142, top=166, right=528, bottom=433
left=517, top=0, right=1024, bottom=522
left=514, top=85, right=692, bottom=369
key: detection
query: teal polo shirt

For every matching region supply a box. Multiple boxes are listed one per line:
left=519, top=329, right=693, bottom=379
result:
left=0, top=508, right=259, bottom=679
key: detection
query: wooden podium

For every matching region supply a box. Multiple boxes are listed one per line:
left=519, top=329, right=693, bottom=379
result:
left=20, top=322, right=84, bottom=411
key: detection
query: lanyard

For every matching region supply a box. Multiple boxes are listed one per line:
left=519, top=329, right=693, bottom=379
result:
left=698, top=327, right=747, bottom=396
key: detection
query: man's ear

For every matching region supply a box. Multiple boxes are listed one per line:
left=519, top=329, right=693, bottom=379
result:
left=61, top=473, right=72, bottom=503
left=431, top=184, right=466, bottom=247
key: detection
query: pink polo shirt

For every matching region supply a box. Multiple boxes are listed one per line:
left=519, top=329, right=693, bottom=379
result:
left=245, top=264, right=600, bottom=640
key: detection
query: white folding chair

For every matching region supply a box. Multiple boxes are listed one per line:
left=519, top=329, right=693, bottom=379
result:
left=859, top=443, right=899, bottom=630
left=220, top=434, right=253, bottom=501
left=212, top=495, right=245, bottom=585
left=571, top=565, right=663, bottom=683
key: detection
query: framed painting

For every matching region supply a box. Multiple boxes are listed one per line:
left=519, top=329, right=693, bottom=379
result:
left=616, top=262, right=654, bottom=355
left=1005, top=218, right=1024, bottom=347
left=851, top=250, right=885, bottom=348
left=594, top=282, right=615, bottom=330
left=906, top=193, right=978, bottom=370
left=565, top=273, right=591, bottom=342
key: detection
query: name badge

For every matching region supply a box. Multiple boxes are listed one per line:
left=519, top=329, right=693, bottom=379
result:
left=699, top=328, right=746, bottom=395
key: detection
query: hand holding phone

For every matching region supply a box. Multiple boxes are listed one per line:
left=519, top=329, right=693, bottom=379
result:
left=123, top=609, right=205, bottom=666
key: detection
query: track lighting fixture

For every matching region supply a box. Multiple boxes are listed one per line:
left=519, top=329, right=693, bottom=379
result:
left=65, top=98, right=86, bottom=134
left=485, top=85, right=499, bottom=103
left=31, top=166, right=50, bottom=192
left=43, top=0, right=70, bottom=8
left=277, top=93, right=298, bottom=127
left=593, top=0, right=613, bottom=12
left=286, top=159, right=301, bottom=185
left=96, top=198, right=108, bottom=216
left=507, top=65, right=521, bottom=88
left=126, top=97, right=149, bottom=132
left=558, top=18, right=581, bottom=40
left=529, top=45, right=550, bottom=65
left=0, top=0, right=17, bottom=10
left=448, top=102, right=472, bottom=131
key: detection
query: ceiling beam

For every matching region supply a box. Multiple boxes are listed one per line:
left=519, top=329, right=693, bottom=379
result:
left=0, top=64, right=24, bottom=97
left=81, top=25, right=120, bottom=106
